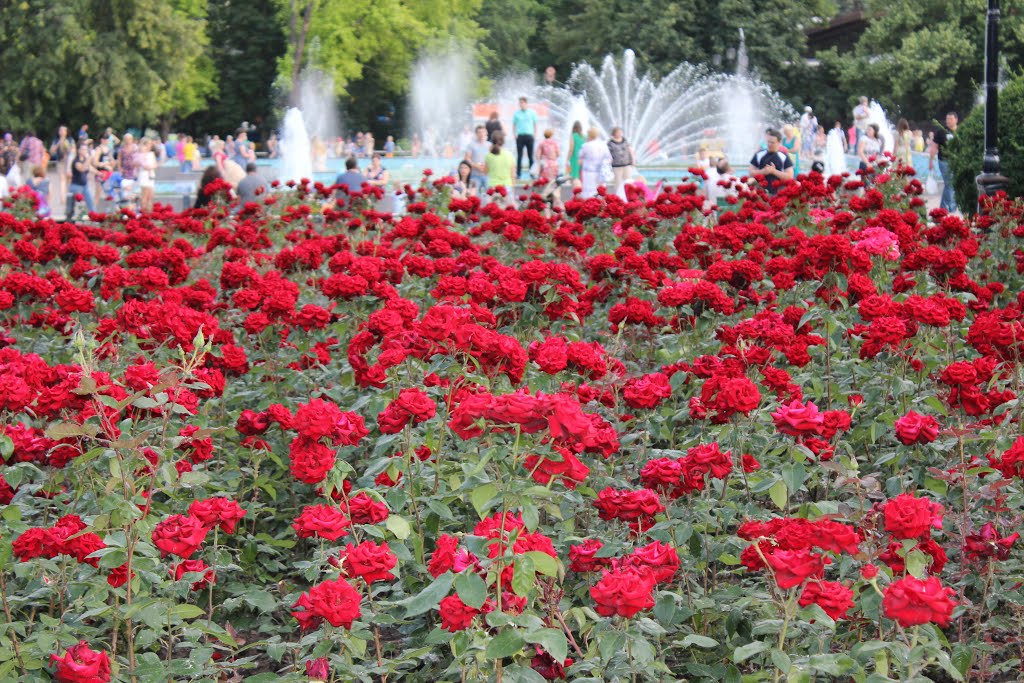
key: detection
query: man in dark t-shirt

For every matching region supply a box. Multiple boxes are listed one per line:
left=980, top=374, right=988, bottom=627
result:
left=929, top=112, right=958, bottom=213
left=749, top=129, right=794, bottom=195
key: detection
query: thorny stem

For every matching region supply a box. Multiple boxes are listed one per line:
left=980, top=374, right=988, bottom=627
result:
left=0, top=570, right=26, bottom=673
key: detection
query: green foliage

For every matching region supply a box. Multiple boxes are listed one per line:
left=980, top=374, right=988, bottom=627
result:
left=946, top=71, right=1024, bottom=212
left=825, top=0, right=1024, bottom=121
left=0, top=0, right=212, bottom=132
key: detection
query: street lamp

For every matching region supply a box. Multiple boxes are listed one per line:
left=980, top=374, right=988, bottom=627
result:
left=976, top=0, right=1009, bottom=205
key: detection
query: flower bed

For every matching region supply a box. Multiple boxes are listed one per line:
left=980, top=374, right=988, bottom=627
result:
left=1, top=166, right=1024, bottom=682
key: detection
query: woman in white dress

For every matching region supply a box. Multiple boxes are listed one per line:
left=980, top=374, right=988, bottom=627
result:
left=578, top=127, right=611, bottom=198
left=138, top=139, right=158, bottom=213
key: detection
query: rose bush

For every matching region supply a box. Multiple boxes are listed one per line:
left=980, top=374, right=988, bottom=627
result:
left=0, top=163, right=1023, bottom=681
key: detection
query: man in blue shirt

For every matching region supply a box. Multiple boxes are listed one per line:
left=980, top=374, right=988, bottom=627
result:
left=334, top=157, right=366, bottom=203
left=512, top=96, right=538, bottom=179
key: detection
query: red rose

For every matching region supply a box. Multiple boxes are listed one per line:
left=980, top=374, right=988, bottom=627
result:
left=771, top=399, right=824, bottom=437
left=293, top=398, right=344, bottom=441
left=306, top=658, right=330, bottom=681
left=152, top=514, right=209, bottom=559
left=622, top=373, right=672, bottom=410
left=107, top=562, right=134, bottom=588
left=50, top=641, right=111, bottom=683
left=346, top=492, right=389, bottom=524
left=188, top=497, right=247, bottom=534
left=292, top=577, right=362, bottom=629
left=439, top=594, right=490, bottom=631
left=882, top=575, right=957, bottom=627
left=293, top=505, right=351, bottom=541
left=288, top=437, right=336, bottom=484
left=171, top=559, right=216, bottom=591
left=883, top=493, right=943, bottom=539
left=763, top=548, right=826, bottom=589
left=623, top=541, right=679, bottom=583
left=522, top=447, right=590, bottom=489
left=799, top=580, right=854, bottom=620
left=343, top=540, right=397, bottom=583
left=894, top=411, right=939, bottom=445
left=590, top=566, right=656, bottom=618
left=428, top=534, right=459, bottom=577
left=569, top=539, right=611, bottom=573
left=963, top=522, right=1020, bottom=561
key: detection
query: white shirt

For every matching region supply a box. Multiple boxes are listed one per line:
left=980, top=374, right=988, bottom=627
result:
left=5, top=164, right=22, bottom=189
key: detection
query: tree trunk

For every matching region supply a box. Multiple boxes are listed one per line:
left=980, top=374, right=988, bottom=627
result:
left=289, top=0, right=315, bottom=106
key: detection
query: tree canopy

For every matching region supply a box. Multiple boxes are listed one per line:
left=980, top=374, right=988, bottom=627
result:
left=1, top=0, right=1021, bottom=138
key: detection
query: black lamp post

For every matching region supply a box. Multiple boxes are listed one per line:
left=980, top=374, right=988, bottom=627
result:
left=976, top=0, right=1009, bottom=204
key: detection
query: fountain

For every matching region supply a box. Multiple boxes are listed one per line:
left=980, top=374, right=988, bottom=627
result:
left=278, top=69, right=339, bottom=182
left=280, top=108, right=312, bottom=183
left=514, top=43, right=795, bottom=167
left=867, top=101, right=896, bottom=154
left=408, top=47, right=475, bottom=156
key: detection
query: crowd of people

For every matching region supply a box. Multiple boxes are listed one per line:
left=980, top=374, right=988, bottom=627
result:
left=0, top=93, right=962, bottom=220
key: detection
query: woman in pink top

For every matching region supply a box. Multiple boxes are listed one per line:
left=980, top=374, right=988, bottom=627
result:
left=537, top=129, right=560, bottom=181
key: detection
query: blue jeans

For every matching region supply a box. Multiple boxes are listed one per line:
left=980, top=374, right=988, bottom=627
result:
left=67, top=182, right=95, bottom=217
left=938, top=159, right=957, bottom=212
left=103, top=172, right=123, bottom=202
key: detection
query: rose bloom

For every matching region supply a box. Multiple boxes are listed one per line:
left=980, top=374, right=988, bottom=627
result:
left=771, top=399, right=824, bottom=437
left=50, top=640, right=111, bottom=683
left=622, top=541, right=679, bottom=584
left=883, top=493, right=943, bottom=539
left=188, top=497, right=247, bottom=533
left=590, top=566, right=656, bottom=618
left=882, top=575, right=957, bottom=627
left=292, top=577, right=362, bottom=630
left=152, top=514, right=209, bottom=559
left=343, top=540, right=397, bottom=583
left=763, top=547, right=826, bottom=589
left=569, top=539, right=611, bottom=573
left=293, top=504, right=351, bottom=541
left=894, top=411, right=940, bottom=446
left=439, top=594, right=492, bottom=631
left=622, top=372, right=672, bottom=410
left=798, top=580, right=854, bottom=620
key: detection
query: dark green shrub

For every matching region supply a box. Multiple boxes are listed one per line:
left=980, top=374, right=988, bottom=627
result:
left=947, top=71, right=1024, bottom=213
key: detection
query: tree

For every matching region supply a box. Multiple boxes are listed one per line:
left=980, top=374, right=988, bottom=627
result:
left=275, top=0, right=483, bottom=101
left=0, top=0, right=213, bottom=133
left=947, top=72, right=1024, bottom=212
left=824, top=0, right=1024, bottom=122
left=184, top=0, right=285, bottom=136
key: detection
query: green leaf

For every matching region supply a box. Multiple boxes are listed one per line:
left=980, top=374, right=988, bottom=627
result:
left=242, top=590, right=278, bottom=613
left=681, top=634, right=718, bottom=648
left=781, top=462, right=806, bottom=493
left=471, top=483, right=497, bottom=518
left=385, top=515, right=411, bottom=540
left=733, top=640, right=769, bottom=663
left=485, top=629, right=525, bottom=659
left=771, top=648, right=792, bottom=673
left=168, top=604, right=206, bottom=620
left=524, top=551, right=558, bottom=577
left=524, top=628, right=568, bottom=664
left=511, top=555, right=536, bottom=597
left=768, top=480, right=788, bottom=510
left=401, top=572, right=454, bottom=617
left=454, top=571, right=487, bottom=609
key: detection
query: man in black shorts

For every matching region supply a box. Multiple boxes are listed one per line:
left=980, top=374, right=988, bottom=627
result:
left=749, top=129, right=794, bottom=195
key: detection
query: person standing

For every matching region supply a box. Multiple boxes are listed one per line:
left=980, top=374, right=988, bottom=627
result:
left=607, top=127, right=634, bottom=193
left=66, top=142, right=96, bottom=218
left=853, top=96, right=870, bottom=146
left=929, top=112, right=959, bottom=213
left=781, top=124, right=800, bottom=175
left=484, top=132, right=516, bottom=207
left=567, top=121, right=584, bottom=181
left=137, top=139, right=158, bottom=213
left=485, top=111, right=503, bottom=143
left=26, top=166, right=51, bottom=217
left=537, top=129, right=560, bottom=181
left=857, top=123, right=882, bottom=174
left=748, top=129, right=794, bottom=195
left=49, top=126, right=73, bottom=209
left=579, top=127, right=611, bottom=198
left=20, top=130, right=45, bottom=176
left=894, top=119, right=913, bottom=167
left=0, top=134, right=18, bottom=177
left=800, top=106, right=817, bottom=158
left=464, top=125, right=491, bottom=189
left=512, top=96, right=538, bottom=179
